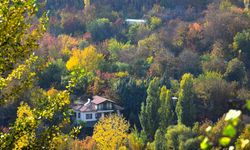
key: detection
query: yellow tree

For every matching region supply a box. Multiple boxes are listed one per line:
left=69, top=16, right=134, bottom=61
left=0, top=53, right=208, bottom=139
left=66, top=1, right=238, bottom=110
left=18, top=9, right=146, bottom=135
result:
left=66, top=45, right=104, bottom=72
left=84, top=0, right=90, bottom=8
left=0, top=0, right=47, bottom=75
left=0, top=1, right=78, bottom=149
left=92, top=115, right=130, bottom=150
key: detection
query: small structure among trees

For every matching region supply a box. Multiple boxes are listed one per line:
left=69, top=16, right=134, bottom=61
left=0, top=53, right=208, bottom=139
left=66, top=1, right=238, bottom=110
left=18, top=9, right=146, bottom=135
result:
left=125, top=19, right=147, bottom=25
left=72, top=96, right=123, bottom=127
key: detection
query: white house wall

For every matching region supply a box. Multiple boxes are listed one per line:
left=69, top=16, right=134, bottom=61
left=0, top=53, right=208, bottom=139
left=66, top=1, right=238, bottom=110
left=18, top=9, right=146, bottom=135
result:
left=81, top=112, right=97, bottom=122
left=74, top=110, right=115, bottom=122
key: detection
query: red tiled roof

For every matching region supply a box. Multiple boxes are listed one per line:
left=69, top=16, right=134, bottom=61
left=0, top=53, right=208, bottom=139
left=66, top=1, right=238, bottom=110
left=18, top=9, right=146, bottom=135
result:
left=72, top=103, right=97, bottom=112
left=92, top=95, right=115, bottom=104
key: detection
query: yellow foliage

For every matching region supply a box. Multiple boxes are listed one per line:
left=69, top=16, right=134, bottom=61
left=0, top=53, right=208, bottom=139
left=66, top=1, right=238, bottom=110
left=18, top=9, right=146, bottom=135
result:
left=14, top=134, right=30, bottom=150
left=92, top=115, right=130, bottom=150
left=115, top=71, right=129, bottom=78
left=58, top=35, right=79, bottom=56
left=13, top=103, right=36, bottom=150
left=66, top=45, right=104, bottom=72
left=84, top=0, right=91, bottom=7
left=150, top=16, right=162, bottom=29
left=127, top=134, right=144, bottom=150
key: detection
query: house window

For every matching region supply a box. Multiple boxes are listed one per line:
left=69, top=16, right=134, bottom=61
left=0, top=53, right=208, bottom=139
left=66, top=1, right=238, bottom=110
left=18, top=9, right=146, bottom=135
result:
left=86, top=114, right=93, bottom=119
left=107, top=102, right=112, bottom=109
left=95, top=113, right=101, bottom=119
left=78, top=113, right=81, bottom=118
left=99, top=104, right=103, bottom=110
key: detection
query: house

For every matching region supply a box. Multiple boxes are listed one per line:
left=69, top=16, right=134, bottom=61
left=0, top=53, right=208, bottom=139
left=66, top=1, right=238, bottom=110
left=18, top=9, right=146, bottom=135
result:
left=72, top=95, right=123, bottom=127
left=125, top=19, right=147, bottom=25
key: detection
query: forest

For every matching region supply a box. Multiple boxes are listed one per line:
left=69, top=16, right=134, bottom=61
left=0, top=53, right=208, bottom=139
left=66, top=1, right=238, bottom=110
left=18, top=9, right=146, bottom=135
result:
left=0, top=0, right=250, bottom=149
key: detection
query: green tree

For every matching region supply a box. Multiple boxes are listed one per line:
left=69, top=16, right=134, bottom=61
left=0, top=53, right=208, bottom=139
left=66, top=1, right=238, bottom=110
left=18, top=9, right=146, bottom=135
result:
left=38, top=59, right=68, bottom=89
left=113, top=77, right=146, bottom=126
left=87, top=18, right=113, bottom=42
left=224, top=58, right=247, bottom=86
left=139, top=78, right=160, bottom=140
left=176, top=73, right=196, bottom=126
left=107, top=38, right=131, bottom=61
left=154, top=129, right=166, bottom=150
left=233, top=29, right=250, bottom=70
left=158, top=86, right=176, bottom=129
left=194, top=72, right=236, bottom=121
left=165, top=124, right=200, bottom=150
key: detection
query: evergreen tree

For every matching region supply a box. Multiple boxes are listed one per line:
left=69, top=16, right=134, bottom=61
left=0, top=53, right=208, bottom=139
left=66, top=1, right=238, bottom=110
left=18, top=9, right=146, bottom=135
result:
left=176, top=73, right=196, bottom=126
left=139, top=78, right=160, bottom=141
left=113, top=77, right=146, bottom=126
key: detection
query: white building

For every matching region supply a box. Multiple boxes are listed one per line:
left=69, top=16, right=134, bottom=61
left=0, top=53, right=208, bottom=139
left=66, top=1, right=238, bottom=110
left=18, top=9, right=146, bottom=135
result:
left=125, top=19, right=147, bottom=25
left=72, top=95, right=123, bottom=127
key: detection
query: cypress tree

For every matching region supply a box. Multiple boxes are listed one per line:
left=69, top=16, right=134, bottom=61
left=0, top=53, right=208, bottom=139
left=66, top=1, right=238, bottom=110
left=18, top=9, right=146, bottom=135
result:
left=176, top=73, right=196, bottom=126
left=158, top=86, right=176, bottom=129
left=139, top=78, right=160, bottom=140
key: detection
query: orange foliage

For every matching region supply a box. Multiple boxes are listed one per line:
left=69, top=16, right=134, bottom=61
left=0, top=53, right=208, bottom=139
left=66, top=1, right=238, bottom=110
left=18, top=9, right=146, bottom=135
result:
left=70, top=137, right=96, bottom=150
left=47, top=87, right=58, bottom=96
left=231, top=7, right=244, bottom=14
left=189, top=23, right=202, bottom=32
left=81, top=136, right=96, bottom=150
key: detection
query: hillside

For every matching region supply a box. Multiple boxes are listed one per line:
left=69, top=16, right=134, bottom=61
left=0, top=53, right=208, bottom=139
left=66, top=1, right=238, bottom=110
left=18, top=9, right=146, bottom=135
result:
left=0, top=0, right=250, bottom=149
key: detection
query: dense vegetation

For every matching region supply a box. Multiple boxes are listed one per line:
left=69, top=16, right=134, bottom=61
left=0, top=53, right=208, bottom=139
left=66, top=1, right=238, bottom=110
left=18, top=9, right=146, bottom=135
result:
left=1, top=0, right=250, bottom=149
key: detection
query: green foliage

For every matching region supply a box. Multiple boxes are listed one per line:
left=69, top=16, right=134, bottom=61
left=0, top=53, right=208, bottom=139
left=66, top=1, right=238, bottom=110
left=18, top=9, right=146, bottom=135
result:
left=176, top=73, right=196, bottom=126
left=64, top=69, right=94, bottom=95
left=201, top=109, right=242, bottom=149
left=224, top=58, right=247, bottom=86
left=139, top=78, right=160, bottom=140
left=194, top=72, right=236, bottom=121
left=235, top=125, right=250, bottom=150
left=165, top=124, right=200, bottom=150
left=154, top=129, right=166, bottom=150
left=201, top=56, right=226, bottom=74
left=107, top=38, right=131, bottom=60
left=247, top=100, right=250, bottom=110
left=38, top=59, right=68, bottom=89
left=113, top=77, right=146, bottom=126
left=233, top=29, right=250, bottom=68
left=87, top=18, right=113, bottom=42
left=158, top=86, right=176, bottom=129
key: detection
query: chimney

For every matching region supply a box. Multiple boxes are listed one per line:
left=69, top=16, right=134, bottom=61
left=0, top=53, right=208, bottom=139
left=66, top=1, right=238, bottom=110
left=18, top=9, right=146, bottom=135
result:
left=84, top=98, right=91, bottom=106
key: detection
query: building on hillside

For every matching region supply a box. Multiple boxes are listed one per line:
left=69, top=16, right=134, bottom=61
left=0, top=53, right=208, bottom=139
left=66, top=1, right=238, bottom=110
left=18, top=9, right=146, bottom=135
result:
left=72, top=95, right=123, bottom=127
left=125, top=19, right=147, bottom=25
